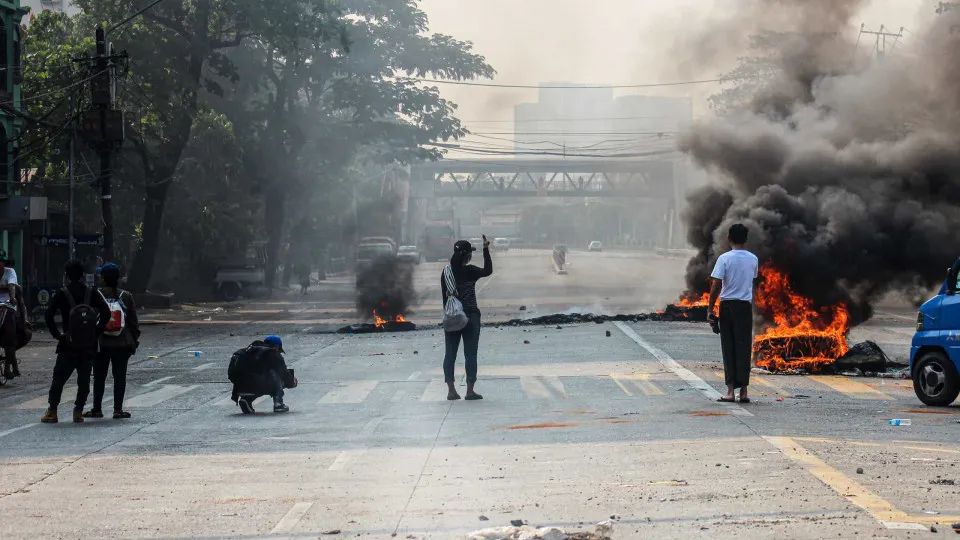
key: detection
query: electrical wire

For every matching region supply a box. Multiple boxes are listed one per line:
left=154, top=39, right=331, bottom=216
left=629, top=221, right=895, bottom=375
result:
left=0, top=68, right=109, bottom=107
left=412, top=78, right=723, bottom=89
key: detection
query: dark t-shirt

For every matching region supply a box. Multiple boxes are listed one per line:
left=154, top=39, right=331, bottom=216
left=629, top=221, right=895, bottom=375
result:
left=440, top=248, right=493, bottom=315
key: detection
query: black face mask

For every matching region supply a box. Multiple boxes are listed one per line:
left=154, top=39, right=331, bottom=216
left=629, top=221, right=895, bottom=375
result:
left=462, top=252, right=472, bottom=265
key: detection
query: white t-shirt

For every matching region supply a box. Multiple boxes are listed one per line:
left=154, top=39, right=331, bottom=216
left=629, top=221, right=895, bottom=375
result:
left=710, top=249, right=758, bottom=302
left=0, top=267, right=18, bottom=304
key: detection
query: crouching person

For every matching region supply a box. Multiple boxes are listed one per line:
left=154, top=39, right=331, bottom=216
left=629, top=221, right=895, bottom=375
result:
left=228, top=335, right=297, bottom=414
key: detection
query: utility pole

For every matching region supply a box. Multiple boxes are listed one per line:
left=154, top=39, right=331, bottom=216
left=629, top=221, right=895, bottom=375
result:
left=83, top=26, right=125, bottom=263
left=68, top=109, right=75, bottom=260
left=860, top=25, right=903, bottom=63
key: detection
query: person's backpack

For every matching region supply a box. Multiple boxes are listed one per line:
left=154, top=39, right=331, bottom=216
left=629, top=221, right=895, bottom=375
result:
left=101, top=291, right=127, bottom=337
left=442, top=265, right=468, bottom=332
left=227, top=345, right=266, bottom=383
left=63, top=287, right=98, bottom=348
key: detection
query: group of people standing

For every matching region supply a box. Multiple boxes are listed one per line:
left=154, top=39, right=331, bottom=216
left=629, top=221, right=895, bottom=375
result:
left=41, top=260, right=141, bottom=424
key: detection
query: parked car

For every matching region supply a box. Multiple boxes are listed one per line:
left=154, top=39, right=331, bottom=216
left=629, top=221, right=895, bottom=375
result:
left=588, top=241, right=603, bottom=252
left=493, top=238, right=510, bottom=252
left=359, top=236, right=397, bottom=255
left=397, top=245, right=422, bottom=265
left=213, top=242, right=267, bottom=301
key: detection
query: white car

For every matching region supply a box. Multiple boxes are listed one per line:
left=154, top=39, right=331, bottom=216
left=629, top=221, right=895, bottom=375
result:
left=493, top=238, right=510, bottom=252
left=588, top=241, right=602, bottom=252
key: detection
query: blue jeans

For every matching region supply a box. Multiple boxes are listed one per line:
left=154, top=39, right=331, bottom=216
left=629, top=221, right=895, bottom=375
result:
left=443, top=312, right=481, bottom=383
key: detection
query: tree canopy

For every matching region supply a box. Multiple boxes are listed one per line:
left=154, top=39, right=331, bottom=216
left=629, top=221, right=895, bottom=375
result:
left=19, top=0, right=494, bottom=295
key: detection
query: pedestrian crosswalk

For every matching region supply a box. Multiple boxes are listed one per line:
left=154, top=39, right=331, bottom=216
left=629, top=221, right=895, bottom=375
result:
left=0, top=369, right=922, bottom=413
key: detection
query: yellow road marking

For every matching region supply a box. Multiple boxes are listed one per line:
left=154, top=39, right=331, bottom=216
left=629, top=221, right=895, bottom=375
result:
left=610, top=373, right=664, bottom=396
left=765, top=436, right=917, bottom=526
left=809, top=376, right=893, bottom=400
left=713, top=371, right=790, bottom=397
left=767, top=436, right=960, bottom=527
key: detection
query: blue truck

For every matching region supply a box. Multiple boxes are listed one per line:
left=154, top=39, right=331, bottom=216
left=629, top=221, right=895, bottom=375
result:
left=911, top=259, right=960, bottom=406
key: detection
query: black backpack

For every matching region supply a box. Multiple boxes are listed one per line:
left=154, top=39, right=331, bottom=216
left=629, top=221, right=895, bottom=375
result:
left=228, top=345, right=266, bottom=383
left=63, top=287, right=99, bottom=348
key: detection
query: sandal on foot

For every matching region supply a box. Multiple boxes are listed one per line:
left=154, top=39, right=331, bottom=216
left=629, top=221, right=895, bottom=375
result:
left=717, top=397, right=735, bottom=403
left=113, top=411, right=131, bottom=419
left=739, top=397, right=751, bottom=404
left=82, top=409, right=104, bottom=418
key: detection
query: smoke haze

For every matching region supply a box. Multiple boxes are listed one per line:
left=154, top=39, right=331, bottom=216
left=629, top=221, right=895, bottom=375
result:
left=679, top=0, right=960, bottom=327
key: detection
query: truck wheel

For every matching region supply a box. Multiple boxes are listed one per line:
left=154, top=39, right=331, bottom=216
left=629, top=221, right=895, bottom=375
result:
left=913, top=351, right=960, bottom=406
left=220, top=282, right=241, bottom=302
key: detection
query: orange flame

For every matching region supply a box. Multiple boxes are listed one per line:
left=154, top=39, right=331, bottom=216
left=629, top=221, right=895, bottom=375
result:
left=676, top=292, right=709, bottom=307
left=372, top=310, right=407, bottom=328
left=752, top=265, right=850, bottom=371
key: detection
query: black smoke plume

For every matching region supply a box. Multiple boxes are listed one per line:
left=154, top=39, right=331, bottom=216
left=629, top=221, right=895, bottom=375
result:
left=355, top=255, right=416, bottom=320
left=679, top=1, right=960, bottom=327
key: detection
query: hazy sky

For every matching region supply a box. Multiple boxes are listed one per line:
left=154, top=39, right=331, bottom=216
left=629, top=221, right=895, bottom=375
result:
left=419, top=0, right=930, bottom=130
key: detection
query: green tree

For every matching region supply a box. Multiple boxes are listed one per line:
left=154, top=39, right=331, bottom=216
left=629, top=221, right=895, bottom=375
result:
left=211, top=0, right=493, bottom=287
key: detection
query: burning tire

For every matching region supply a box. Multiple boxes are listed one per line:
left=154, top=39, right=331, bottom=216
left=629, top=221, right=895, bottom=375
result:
left=913, top=351, right=960, bottom=407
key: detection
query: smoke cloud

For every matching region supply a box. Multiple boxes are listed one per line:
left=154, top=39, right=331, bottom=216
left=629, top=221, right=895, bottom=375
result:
left=355, top=255, right=417, bottom=320
left=679, top=0, right=960, bottom=327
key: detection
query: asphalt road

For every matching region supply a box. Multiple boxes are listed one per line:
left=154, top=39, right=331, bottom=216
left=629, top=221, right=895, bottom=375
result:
left=0, top=250, right=951, bottom=539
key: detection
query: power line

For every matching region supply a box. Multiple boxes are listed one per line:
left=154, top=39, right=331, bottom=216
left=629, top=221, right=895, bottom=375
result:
left=0, top=68, right=109, bottom=107
left=412, top=78, right=723, bottom=89
left=462, top=115, right=685, bottom=124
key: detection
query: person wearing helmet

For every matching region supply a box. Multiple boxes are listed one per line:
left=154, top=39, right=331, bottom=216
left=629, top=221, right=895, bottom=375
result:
left=439, top=235, right=493, bottom=401
left=229, top=335, right=297, bottom=414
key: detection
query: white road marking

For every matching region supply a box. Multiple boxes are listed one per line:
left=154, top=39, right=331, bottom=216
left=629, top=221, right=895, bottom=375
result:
left=875, top=310, right=915, bottom=322
left=520, top=376, right=567, bottom=399
left=614, top=322, right=752, bottom=417
left=360, top=416, right=383, bottom=436
left=329, top=450, right=366, bottom=471
left=318, top=380, right=378, bottom=404
left=143, top=375, right=174, bottom=387
left=191, top=362, right=215, bottom=372
left=0, top=423, right=37, bottom=439
left=420, top=380, right=449, bottom=402
left=407, top=371, right=422, bottom=381
left=270, top=501, right=314, bottom=534
left=16, top=386, right=76, bottom=410
left=125, top=385, right=199, bottom=408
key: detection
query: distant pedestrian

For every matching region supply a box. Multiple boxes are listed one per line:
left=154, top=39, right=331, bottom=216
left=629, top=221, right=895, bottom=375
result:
left=298, top=262, right=311, bottom=296
left=83, top=263, right=140, bottom=420
left=707, top=224, right=759, bottom=404
left=440, top=235, right=493, bottom=400
left=42, top=260, right=112, bottom=424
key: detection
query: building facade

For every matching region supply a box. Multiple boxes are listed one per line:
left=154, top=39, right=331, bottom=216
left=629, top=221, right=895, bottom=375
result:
left=1, top=0, right=46, bottom=286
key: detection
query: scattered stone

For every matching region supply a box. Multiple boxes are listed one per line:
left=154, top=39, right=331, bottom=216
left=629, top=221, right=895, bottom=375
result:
left=523, top=340, right=530, bottom=345
left=932, top=526, right=938, bottom=533
left=556, top=325, right=562, bottom=330
left=856, top=468, right=864, bottom=475
left=321, top=530, right=341, bottom=535
left=510, top=519, right=525, bottom=527
left=413, top=351, right=419, bottom=355
left=931, top=479, right=956, bottom=486
left=605, top=330, right=611, bottom=337
left=519, top=305, right=527, bottom=311
left=479, top=515, right=489, bottom=521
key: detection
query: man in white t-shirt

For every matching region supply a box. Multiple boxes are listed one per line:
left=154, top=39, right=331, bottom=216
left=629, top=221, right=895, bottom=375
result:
left=0, top=257, right=20, bottom=378
left=707, top=223, right=759, bottom=404
left=0, top=257, right=18, bottom=304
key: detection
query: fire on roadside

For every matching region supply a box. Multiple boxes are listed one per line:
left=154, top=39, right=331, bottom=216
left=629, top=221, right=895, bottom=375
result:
left=752, top=265, right=850, bottom=372
left=373, top=310, right=407, bottom=329
left=676, top=292, right=709, bottom=307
